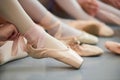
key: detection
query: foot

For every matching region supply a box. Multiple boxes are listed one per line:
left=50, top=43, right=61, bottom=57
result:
left=63, top=37, right=103, bottom=57
left=47, top=22, right=98, bottom=44
left=105, top=41, right=120, bottom=54
left=24, top=24, right=83, bottom=68
left=61, top=19, right=114, bottom=37
left=0, top=41, right=28, bottom=65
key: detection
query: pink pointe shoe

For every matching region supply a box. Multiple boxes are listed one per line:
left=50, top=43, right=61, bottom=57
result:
left=24, top=25, right=83, bottom=69
left=0, top=40, right=28, bottom=65
left=0, top=23, right=28, bottom=65
left=53, top=26, right=103, bottom=57
left=105, top=41, right=120, bottom=54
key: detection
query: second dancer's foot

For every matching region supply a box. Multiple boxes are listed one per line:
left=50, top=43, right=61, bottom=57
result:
left=47, top=22, right=98, bottom=44
left=61, top=19, right=114, bottom=37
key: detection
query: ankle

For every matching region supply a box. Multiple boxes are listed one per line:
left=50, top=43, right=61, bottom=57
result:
left=24, top=24, right=46, bottom=48
left=47, top=25, right=60, bottom=36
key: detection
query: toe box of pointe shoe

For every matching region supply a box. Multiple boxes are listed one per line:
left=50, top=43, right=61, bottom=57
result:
left=80, top=44, right=104, bottom=57
left=78, top=32, right=99, bottom=44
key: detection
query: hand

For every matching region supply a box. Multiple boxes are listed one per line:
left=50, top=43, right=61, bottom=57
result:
left=0, top=23, right=18, bottom=41
left=78, top=0, right=99, bottom=16
left=101, top=0, right=120, bottom=9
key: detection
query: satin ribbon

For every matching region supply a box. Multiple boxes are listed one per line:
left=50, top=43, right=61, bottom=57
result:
left=11, top=33, right=26, bottom=56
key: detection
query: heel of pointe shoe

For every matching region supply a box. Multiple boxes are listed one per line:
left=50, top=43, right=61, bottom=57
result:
left=26, top=44, right=83, bottom=69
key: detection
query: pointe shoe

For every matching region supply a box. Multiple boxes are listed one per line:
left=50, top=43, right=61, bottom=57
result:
left=78, top=31, right=98, bottom=44
left=105, top=41, right=120, bottom=54
left=46, top=21, right=98, bottom=44
left=40, top=16, right=99, bottom=44
left=24, top=25, right=83, bottom=69
left=53, top=26, right=103, bottom=57
left=67, top=20, right=114, bottom=37
left=77, top=44, right=103, bottom=56
left=0, top=41, right=28, bottom=65
left=58, top=36, right=103, bottom=57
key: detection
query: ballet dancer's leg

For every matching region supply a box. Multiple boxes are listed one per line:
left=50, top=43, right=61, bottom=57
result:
left=0, top=0, right=83, bottom=68
left=18, top=0, right=98, bottom=44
